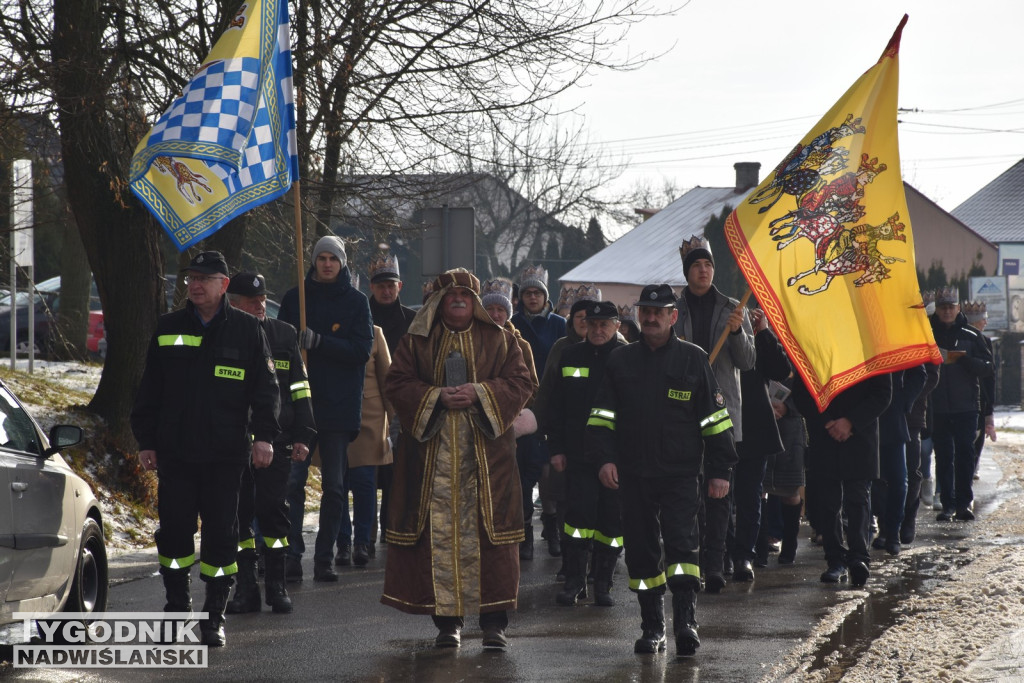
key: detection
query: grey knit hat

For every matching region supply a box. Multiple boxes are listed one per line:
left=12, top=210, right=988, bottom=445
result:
left=313, top=235, right=347, bottom=269
left=518, top=264, right=549, bottom=300
left=481, top=278, right=514, bottom=318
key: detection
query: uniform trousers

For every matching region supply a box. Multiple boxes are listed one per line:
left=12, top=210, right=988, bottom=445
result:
left=515, top=434, right=547, bottom=522
left=563, top=461, right=622, bottom=545
left=933, top=411, right=979, bottom=511
left=621, top=474, right=702, bottom=592
left=237, top=444, right=291, bottom=548
left=806, top=470, right=871, bottom=568
left=156, top=459, right=246, bottom=578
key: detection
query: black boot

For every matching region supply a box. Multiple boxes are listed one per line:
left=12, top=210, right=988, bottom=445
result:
left=779, top=501, right=802, bottom=564
left=161, top=568, right=192, bottom=613
left=159, top=568, right=192, bottom=644
left=200, top=579, right=232, bottom=647
left=592, top=548, right=620, bottom=607
left=519, top=522, right=534, bottom=561
left=672, top=588, right=700, bottom=658
left=225, top=549, right=261, bottom=614
left=541, top=513, right=562, bottom=557
left=263, top=550, right=293, bottom=614
left=555, top=542, right=590, bottom=606
left=633, top=591, right=666, bottom=653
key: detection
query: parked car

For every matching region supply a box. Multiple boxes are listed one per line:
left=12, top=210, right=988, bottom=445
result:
left=0, top=290, right=54, bottom=357
left=0, top=377, right=107, bottom=627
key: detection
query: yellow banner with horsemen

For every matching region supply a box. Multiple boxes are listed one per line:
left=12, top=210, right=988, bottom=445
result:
left=725, top=15, right=941, bottom=411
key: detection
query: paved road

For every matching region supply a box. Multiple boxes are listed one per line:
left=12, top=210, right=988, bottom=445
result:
left=3, top=459, right=1000, bottom=682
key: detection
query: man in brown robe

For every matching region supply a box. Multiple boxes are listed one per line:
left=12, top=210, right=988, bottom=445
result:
left=382, top=268, right=534, bottom=650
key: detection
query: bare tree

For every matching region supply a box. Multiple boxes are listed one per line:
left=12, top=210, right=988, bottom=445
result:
left=0, top=0, right=243, bottom=448
left=293, top=0, right=665, bottom=239
left=0, top=0, right=669, bottom=447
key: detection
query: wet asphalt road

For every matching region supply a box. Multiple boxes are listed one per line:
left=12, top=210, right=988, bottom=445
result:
left=3, top=456, right=1000, bottom=682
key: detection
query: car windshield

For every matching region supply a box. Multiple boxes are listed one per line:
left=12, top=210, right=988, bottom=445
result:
left=0, top=292, right=42, bottom=308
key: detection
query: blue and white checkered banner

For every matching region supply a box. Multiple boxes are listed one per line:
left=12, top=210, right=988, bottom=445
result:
left=130, top=0, right=297, bottom=251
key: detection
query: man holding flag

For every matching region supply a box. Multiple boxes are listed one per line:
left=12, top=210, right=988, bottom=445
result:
left=721, top=14, right=941, bottom=585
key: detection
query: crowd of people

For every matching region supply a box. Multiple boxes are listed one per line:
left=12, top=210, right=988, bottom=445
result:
left=130, top=235, right=995, bottom=658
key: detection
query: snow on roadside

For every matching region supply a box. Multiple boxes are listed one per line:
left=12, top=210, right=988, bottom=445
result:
left=770, top=412, right=1024, bottom=681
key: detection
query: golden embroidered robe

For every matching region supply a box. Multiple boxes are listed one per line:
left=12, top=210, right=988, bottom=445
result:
left=382, top=317, right=533, bottom=616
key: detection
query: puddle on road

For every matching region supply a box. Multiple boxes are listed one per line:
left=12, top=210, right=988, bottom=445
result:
left=803, top=546, right=975, bottom=681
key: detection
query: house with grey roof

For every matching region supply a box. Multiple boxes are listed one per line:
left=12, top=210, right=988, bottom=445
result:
left=952, top=158, right=1024, bottom=276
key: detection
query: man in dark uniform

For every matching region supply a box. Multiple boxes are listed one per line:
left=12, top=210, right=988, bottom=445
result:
left=544, top=301, right=626, bottom=608
left=225, top=272, right=316, bottom=615
left=793, top=373, right=892, bottom=587
left=929, top=289, right=993, bottom=521
left=587, top=284, right=737, bottom=659
left=364, top=249, right=416, bottom=558
left=132, top=251, right=280, bottom=647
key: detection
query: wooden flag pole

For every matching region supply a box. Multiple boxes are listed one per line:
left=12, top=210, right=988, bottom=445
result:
left=292, top=181, right=307, bottom=361
left=708, top=289, right=751, bottom=365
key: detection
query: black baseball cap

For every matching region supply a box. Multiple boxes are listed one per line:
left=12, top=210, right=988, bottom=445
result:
left=228, top=272, right=267, bottom=297
left=636, top=284, right=677, bottom=308
left=182, top=251, right=229, bottom=276
left=585, top=300, right=620, bottom=321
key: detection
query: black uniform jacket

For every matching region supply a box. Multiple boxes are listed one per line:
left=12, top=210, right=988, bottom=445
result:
left=132, top=296, right=280, bottom=464
left=586, top=335, right=737, bottom=480
left=793, top=373, right=891, bottom=481
left=929, top=311, right=993, bottom=415
left=544, top=336, right=625, bottom=466
left=263, top=317, right=316, bottom=447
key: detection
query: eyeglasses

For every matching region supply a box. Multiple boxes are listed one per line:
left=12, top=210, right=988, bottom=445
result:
left=184, top=274, right=226, bottom=285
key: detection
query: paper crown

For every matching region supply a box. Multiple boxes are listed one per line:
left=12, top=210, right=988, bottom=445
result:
left=617, top=301, right=638, bottom=323
left=555, top=284, right=576, bottom=312
left=575, top=283, right=602, bottom=303
left=935, top=286, right=959, bottom=306
left=920, top=290, right=935, bottom=306
left=367, top=251, right=400, bottom=283
left=482, top=277, right=514, bottom=301
left=679, top=234, right=713, bottom=272
left=518, top=264, right=548, bottom=289
left=962, top=300, right=987, bottom=322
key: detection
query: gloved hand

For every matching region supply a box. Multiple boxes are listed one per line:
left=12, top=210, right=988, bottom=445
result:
left=299, top=328, right=321, bottom=350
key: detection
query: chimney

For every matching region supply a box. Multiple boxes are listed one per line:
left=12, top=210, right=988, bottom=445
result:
left=734, top=162, right=761, bottom=193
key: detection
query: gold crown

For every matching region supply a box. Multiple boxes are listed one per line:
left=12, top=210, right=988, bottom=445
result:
left=482, top=277, right=514, bottom=301
left=367, top=251, right=400, bottom=281
left=679, top=234, right=711, bottom=264
left=962, top=300, right=987, bottom=321
left=518, top=264, right=548, bottom=288
left=575, top=284, right=602, bottom=303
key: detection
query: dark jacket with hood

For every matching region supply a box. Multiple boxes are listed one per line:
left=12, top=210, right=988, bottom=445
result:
left=511, top=300, right=566, bottom=377
left=929, top=311, right=993, bottom=415
left=279, top=266, right=373, bottom=435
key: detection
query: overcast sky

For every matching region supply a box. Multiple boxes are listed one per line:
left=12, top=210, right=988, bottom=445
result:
left=559, top=0, right=1023, bottom=228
